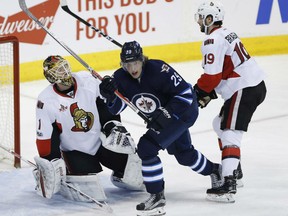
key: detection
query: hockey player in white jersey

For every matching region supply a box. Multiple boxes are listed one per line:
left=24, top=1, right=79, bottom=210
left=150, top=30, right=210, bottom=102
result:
left=33, top=55, right=144, bottom=201
left=194, top=1, right=267, bottom=203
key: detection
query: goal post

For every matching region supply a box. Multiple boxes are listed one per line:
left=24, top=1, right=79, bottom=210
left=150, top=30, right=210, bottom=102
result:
left=0, top=36, right=21, bottom=168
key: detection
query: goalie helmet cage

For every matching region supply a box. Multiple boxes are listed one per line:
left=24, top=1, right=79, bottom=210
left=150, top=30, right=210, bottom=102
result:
left=0, top=36, right=21, bottom=168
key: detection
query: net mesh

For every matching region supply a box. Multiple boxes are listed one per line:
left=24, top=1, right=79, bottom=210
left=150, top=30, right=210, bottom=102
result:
left=0, top=40, right=16, bottom=164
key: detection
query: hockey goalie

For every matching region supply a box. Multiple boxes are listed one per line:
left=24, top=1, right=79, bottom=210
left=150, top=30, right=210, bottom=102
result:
left=33, top=55, right=144, bottom=202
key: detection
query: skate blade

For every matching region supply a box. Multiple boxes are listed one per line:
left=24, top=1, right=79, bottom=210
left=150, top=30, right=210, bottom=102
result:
left=137, top=206, right=166, bottom=216
left=206, top=193, right=235, bottom=203
left=236, top=179, right=244, bottom=188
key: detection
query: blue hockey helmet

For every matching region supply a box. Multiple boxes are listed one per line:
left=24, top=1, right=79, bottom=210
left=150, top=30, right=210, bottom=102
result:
left=120, top=41, right=143, bottom=63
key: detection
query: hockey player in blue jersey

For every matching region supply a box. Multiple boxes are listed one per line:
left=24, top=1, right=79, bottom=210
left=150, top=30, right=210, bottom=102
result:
left=99, top=41, right=222, bottom=216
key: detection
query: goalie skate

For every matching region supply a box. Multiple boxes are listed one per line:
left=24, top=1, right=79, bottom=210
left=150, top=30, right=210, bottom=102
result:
left=206, top=193, right=235, bottom=203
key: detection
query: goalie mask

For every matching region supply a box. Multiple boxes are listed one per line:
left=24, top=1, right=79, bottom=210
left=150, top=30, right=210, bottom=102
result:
left=43, top=55, right=74, bottom=86
left=195, top=1, right=225, bottom=34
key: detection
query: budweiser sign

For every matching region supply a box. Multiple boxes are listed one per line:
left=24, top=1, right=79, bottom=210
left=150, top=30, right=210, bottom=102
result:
left=0, top=0, right=59, bottom=44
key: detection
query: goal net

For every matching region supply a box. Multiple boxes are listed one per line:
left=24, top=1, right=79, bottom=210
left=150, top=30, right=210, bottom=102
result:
left=0, top=36, right=21, bottom=168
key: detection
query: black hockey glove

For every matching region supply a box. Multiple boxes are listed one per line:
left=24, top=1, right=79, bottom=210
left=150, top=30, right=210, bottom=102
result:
left=194, top=84, right=218, bottom=108
left=99, top=75, right=117, bottom=102
left=147, top=107, right=175, bottom=131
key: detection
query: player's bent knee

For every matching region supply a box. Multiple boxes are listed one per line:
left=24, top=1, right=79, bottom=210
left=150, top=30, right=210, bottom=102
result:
left=137, top=135, right=161, bottom=160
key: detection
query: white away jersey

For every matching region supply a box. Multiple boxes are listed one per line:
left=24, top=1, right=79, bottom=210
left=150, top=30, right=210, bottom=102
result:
left=197, top=27, right=266, bottom=100
left=36, top=72, right=102, bottom=155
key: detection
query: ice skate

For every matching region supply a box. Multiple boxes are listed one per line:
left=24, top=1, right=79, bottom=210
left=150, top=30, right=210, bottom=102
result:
left=210, top=163, right=223, bottom=188
left=206, top=175, right=236, bottom=203
left=136, top=191, right=166, bottom=216
left=235, top=162, right=244, bottom=188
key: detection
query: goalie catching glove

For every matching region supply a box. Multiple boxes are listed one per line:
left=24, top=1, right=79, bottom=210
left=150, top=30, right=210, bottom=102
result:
left=194, top=84, right=218, bottom=108
left=33, top=156, right=66, bottom=199
left=100, top=120, right=136, bottom=154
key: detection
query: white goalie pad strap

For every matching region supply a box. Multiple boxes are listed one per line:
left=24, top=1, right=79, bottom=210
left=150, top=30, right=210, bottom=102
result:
left=33, top=156, right=66, bottom=199
left=101, top=120, right=136, bottom=154
left=59, top=174, right=107, bottom=202
left=111, top=153, right=145, bottom=191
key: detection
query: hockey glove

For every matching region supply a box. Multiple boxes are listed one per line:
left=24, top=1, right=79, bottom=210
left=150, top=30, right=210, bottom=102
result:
left=101, top=120, right=136, bottom=154
left=147, top=107, right=176, bottom=131
left=194, top=84, right=218, bottom=108
left=99, top=75, right=117, bottom=102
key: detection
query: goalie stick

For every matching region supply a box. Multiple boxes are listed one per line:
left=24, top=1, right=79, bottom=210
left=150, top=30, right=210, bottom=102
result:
left=18, top=0, right=149, bottom=123
left=60, top=0, right=122, bottom=48
left=0, top=144, right=113, bottom=214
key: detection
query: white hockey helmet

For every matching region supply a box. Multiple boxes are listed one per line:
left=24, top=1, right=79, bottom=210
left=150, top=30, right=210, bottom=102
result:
left=195, top=1, right=225, bottom=33
left=43, top=55, right=74, bottom=86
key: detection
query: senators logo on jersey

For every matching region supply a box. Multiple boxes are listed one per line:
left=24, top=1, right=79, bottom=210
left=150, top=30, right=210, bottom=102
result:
left=70, top=102, right=94, bottom=132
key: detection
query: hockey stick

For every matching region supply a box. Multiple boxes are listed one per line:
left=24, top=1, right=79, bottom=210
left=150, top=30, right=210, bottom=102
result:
left=0, top=144, right=35, bottom=167
left=60, top=0, right=122, bottom=48
left=0, top=144, right=113, bottom=214
left=18, top=0, right=149, bottom=123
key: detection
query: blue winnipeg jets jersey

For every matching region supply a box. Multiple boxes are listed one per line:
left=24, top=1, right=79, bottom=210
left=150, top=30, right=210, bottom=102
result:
left=108, top=59, right=197, bottom=122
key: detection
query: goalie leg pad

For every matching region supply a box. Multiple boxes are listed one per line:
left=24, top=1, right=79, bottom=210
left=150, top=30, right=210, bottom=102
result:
left=111, top=153, right=145, bottom=191
left=59, top=174, right=107, bottom=202
left=33, top=156, right=66, bottom=199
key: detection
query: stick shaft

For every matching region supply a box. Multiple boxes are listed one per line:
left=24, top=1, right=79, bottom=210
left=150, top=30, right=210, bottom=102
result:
left=61, top=0, right=122, bottom=48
